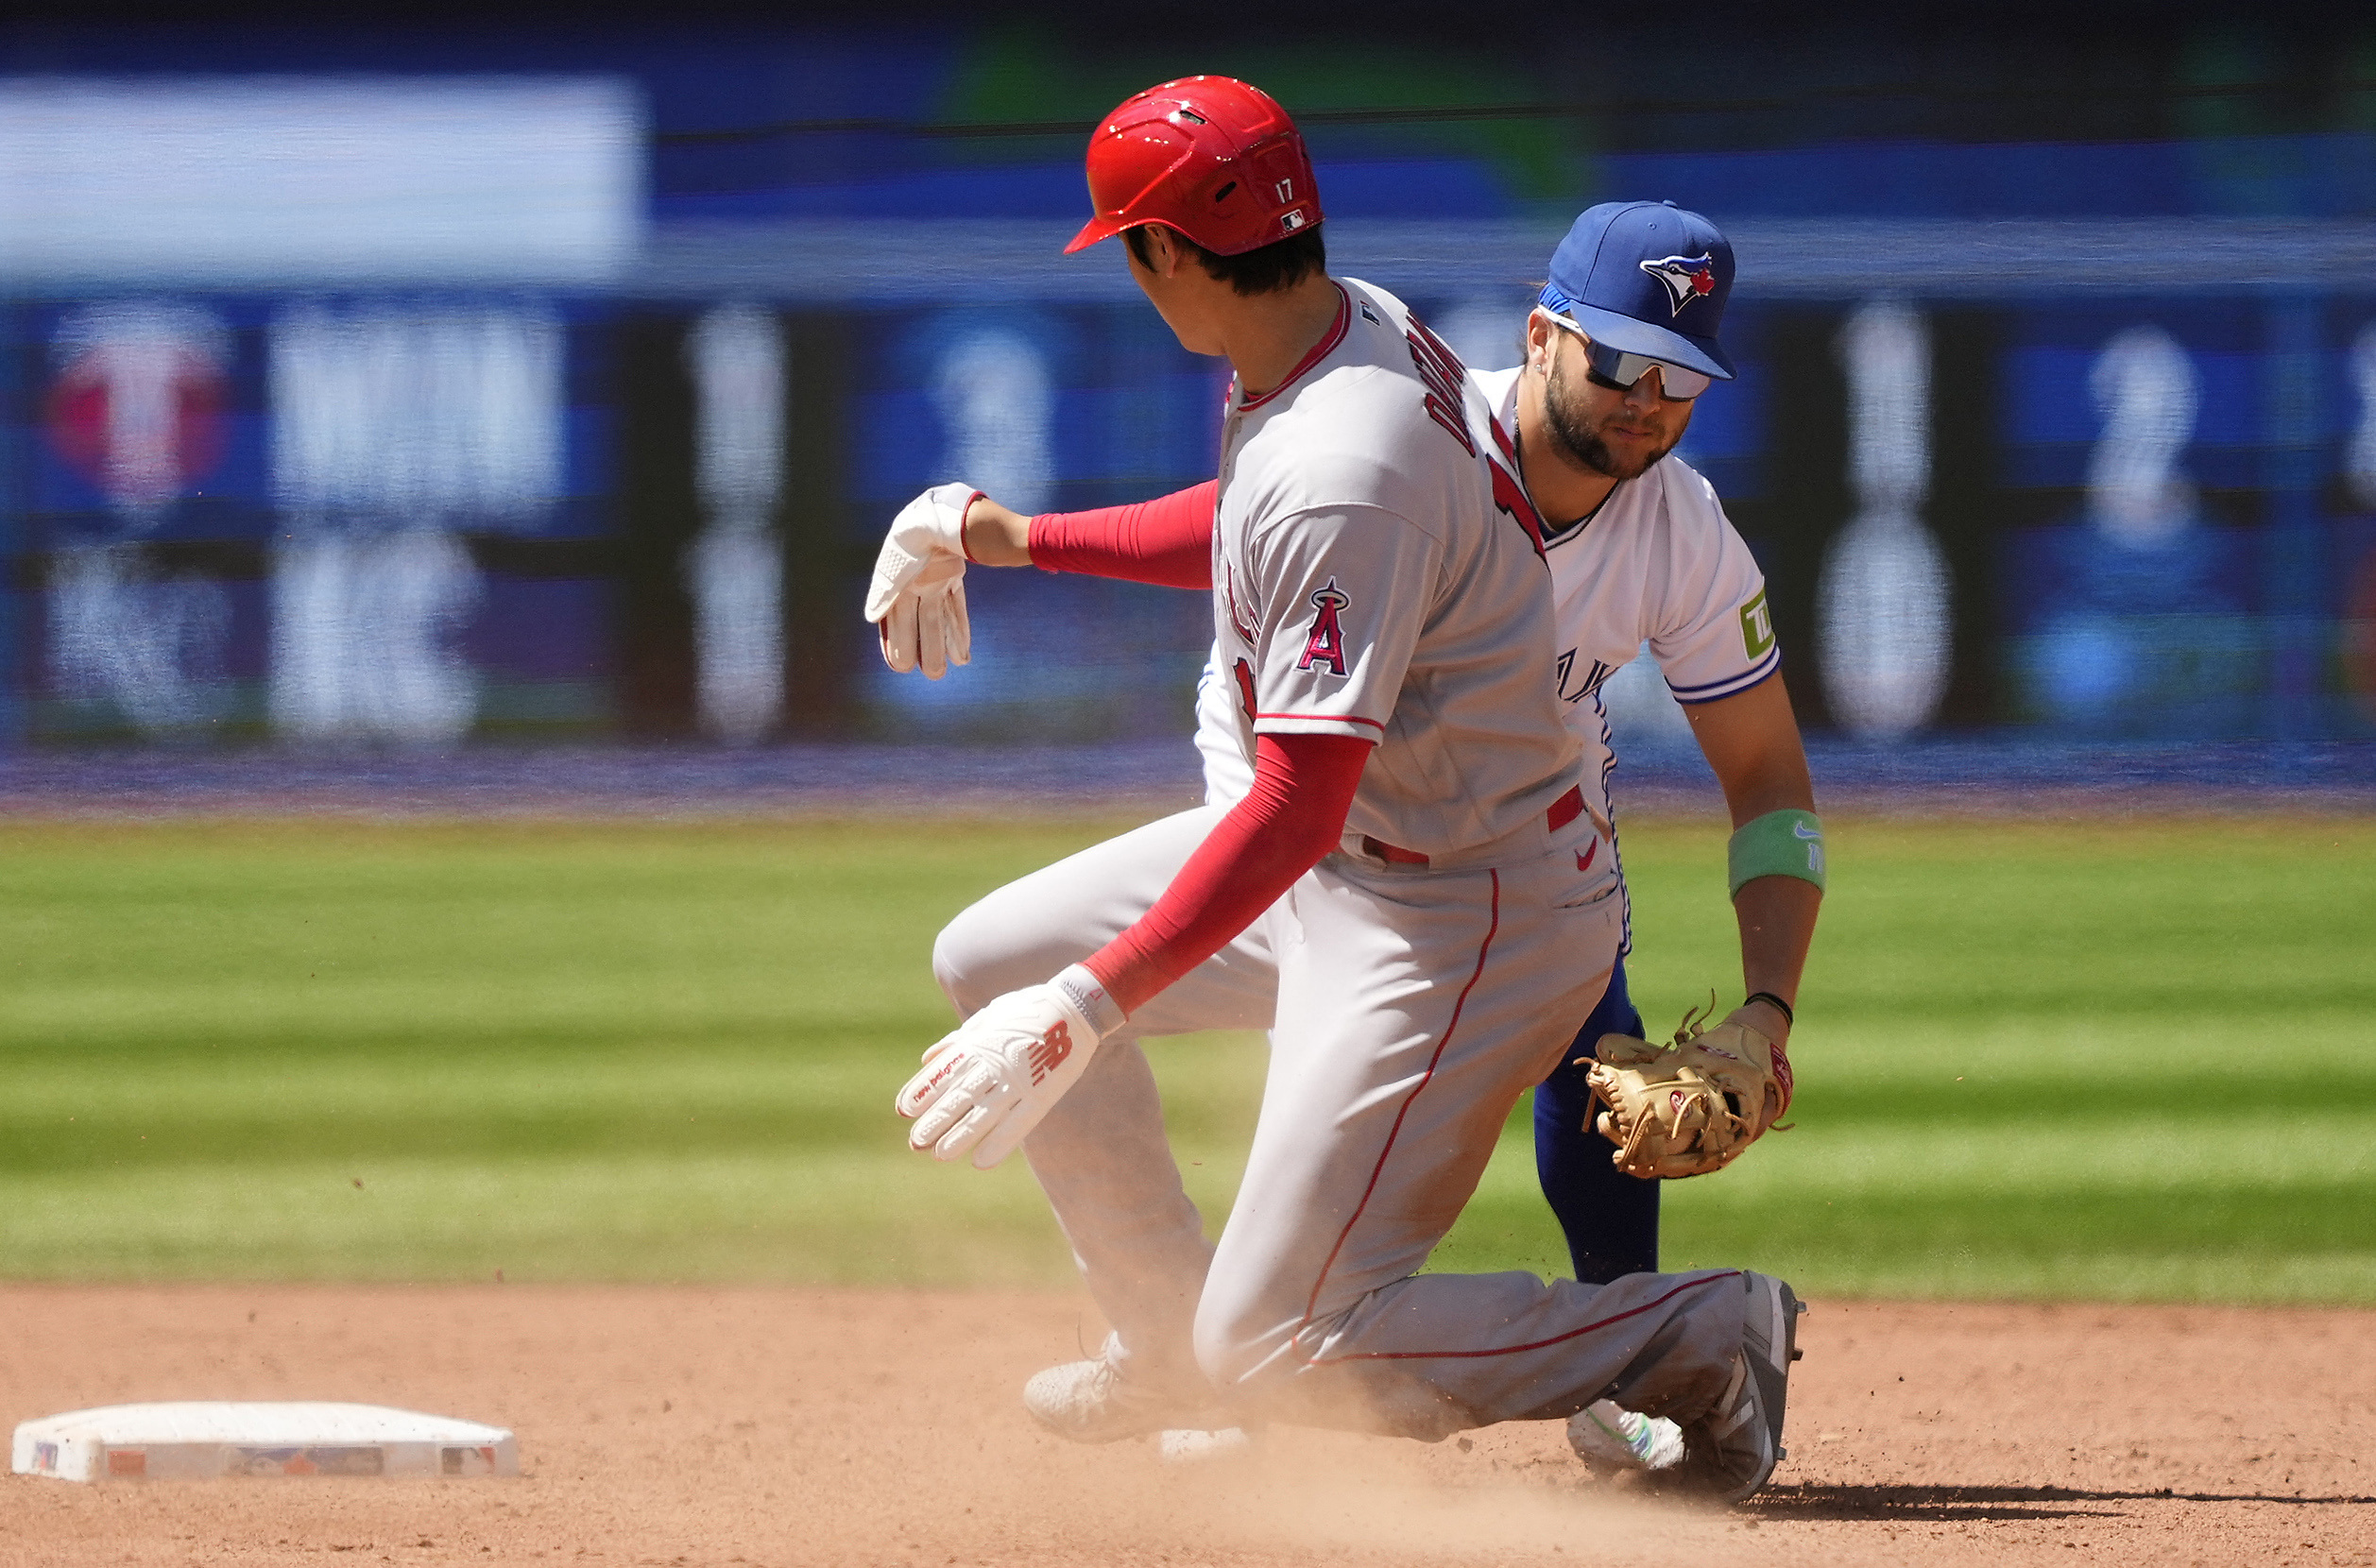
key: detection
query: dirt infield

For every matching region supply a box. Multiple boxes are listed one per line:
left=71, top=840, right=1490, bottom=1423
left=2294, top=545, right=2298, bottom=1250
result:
left=3, top=1285, right=2369, bottom=1568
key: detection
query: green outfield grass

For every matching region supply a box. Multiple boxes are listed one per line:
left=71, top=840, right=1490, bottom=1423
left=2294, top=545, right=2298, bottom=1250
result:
left=2, top=811, right=2371, bottom=1304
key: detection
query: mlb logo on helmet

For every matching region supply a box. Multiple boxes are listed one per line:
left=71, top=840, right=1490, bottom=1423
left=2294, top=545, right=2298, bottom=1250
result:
left=1065, top=77, right=1323, bottom=258
left=1537, top=201, right=1737, bottom=382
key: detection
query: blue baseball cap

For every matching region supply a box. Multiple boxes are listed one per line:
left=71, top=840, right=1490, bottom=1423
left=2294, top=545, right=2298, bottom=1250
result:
left=1538, top=200, right=1735, bottom=381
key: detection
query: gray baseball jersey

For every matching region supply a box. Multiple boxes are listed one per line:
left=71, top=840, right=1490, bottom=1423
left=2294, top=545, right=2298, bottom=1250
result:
left=1211, top=278, right=1584, bottom=865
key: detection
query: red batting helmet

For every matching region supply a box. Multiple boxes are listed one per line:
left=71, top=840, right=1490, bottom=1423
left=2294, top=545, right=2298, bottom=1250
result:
left=1064, top=76, right=1323, bottom=258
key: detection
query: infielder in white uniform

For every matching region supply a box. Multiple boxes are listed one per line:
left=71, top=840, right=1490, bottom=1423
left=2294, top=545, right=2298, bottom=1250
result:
left=868, top=79, right=1803, bottom=1502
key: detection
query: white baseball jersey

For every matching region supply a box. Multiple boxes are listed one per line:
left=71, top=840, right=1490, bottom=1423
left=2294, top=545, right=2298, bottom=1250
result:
left=1209, top=278, right=1582, bottom=864
left=1197, top=363, right=1776, bottom=934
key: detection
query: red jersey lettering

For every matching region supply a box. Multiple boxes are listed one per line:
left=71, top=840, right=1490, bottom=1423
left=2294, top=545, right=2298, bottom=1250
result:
left=1404, top=316, right=1477, bottom=457
left=1489, top=452, right=1547, bottom=560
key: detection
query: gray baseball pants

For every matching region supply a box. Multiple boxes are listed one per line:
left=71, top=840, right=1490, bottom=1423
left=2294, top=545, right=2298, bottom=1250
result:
left=934, top=807, right=1747, bottom=1440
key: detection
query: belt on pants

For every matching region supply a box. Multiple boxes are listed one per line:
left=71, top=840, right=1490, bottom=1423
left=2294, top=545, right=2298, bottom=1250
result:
left=1359, top=784, right=1585, bottom=869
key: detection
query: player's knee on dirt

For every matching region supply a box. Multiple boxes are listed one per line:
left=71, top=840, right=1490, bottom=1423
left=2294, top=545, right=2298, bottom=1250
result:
left=1189, top=1294, right=1482, bottom=1440
left=1188, top=1278, right=1309, bottom=1395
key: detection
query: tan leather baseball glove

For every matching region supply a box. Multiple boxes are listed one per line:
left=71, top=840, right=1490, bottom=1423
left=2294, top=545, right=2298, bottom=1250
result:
left=1584, top=997, right=1794, bottom=1180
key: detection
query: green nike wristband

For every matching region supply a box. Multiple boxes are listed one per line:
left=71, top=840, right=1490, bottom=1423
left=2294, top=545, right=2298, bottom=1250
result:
left=1727, top=809, right=1826, bottom=897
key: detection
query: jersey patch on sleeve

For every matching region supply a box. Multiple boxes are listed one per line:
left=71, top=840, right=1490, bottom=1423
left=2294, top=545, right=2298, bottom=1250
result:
left=1739, top=588, right=1775, bottom=661
left=1297, top=576, right=1351, bottom=677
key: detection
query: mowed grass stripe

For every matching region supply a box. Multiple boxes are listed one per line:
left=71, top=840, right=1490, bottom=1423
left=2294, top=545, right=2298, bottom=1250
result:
left=2, top=814, right=2371, bottom=1302
left=0, top=1152, right=1075, bottom=1287
left=9, top=1037, right=2373, bottom=1168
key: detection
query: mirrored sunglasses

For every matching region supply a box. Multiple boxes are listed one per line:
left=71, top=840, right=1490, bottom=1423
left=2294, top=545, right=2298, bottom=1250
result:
left=1544, top=313, right=1714, bottom=401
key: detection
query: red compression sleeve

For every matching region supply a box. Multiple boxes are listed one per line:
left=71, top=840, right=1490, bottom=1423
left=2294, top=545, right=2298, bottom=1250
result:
left=1026, top=481, right=1216, bottom=588
left=1084, top=731, right=1371, bottom=1015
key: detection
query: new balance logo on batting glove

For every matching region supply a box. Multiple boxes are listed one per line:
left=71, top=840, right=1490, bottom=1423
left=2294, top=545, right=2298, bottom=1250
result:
left=896, top=964, right=1122, bottom=1169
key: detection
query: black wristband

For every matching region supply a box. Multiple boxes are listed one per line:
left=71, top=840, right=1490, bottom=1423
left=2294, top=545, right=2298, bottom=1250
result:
left=1744, top=991, right=1795, bottom=1028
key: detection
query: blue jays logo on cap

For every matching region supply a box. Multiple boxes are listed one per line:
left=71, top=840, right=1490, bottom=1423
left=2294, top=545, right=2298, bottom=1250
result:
left=1639, top=253, right=1718, bottom=316
left=1540, top=201, right=1736, bottom=381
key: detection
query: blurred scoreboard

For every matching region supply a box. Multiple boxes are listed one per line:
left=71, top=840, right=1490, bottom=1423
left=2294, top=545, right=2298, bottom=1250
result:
left=2, top=68, right=2374, bottom=749
left=19, top=298, right=614, bottom=741
left=1, top=287, right=1250, bottom=747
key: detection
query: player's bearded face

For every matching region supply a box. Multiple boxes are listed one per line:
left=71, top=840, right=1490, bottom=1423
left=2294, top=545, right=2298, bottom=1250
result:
left=1542, top=336, right=1693, bottom=481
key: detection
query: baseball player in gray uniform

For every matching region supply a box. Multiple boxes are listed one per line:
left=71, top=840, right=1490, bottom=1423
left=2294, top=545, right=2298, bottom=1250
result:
left=869, top=77, right=1802, bottom=1502
left=914, top=201, right=1822, bottom=1476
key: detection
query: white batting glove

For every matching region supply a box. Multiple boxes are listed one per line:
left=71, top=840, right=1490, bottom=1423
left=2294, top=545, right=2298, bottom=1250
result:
left=864, top=482, right=979, bottom=680
left=896, top=964, right=1123, bottom=1169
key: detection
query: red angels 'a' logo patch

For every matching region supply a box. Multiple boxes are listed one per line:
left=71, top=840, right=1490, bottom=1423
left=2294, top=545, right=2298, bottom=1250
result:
left=1298, top=577, right=1351, bottom=677
left=1026, top=1020, right=1074, bottom=1085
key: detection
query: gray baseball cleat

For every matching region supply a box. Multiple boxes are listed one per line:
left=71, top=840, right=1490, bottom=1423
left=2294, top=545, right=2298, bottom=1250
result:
left=1022, top=1353, right=1221, bottom=1444
left=1667, top=1270, right=1804, bottom=1504
left=1566, top=1398, right=1686, bottom=1472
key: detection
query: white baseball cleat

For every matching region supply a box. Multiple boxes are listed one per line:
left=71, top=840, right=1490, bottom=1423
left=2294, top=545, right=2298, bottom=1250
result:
left=1565, top=1398, right=1685, bottom=1472
left=1667, top=1270, right=1804, bottom=1505
left=1022, top=1354, right=1220, bottom=1445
